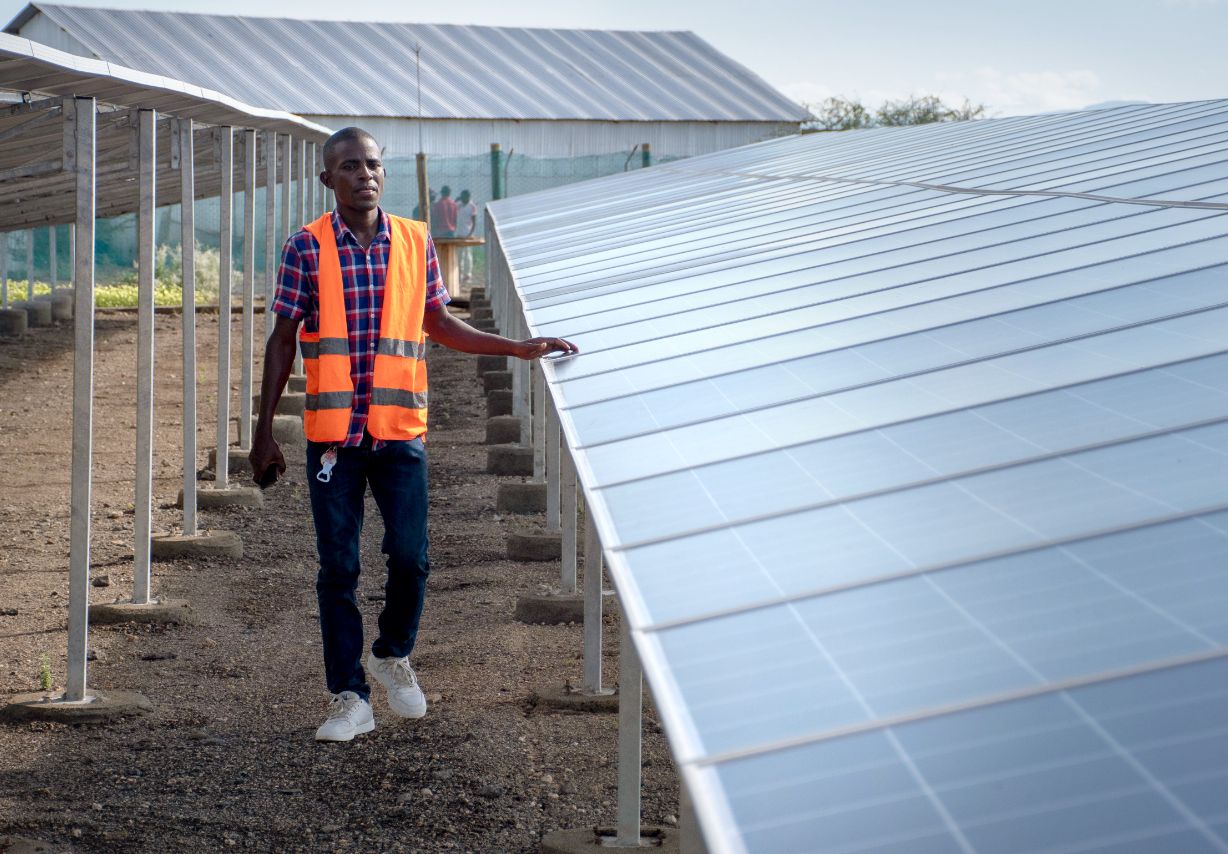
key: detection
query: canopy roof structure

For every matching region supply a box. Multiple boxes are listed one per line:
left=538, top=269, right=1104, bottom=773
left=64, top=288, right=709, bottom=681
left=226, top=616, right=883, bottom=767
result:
left=6, top=3, right=809, bottom=123
left=0, top=28, right=330, bottom=230
left=488, top=101, right=1228, bottom=852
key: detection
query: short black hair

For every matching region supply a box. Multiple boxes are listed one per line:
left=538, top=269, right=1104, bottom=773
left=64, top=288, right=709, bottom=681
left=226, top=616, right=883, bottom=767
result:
left=322, top=127, right=378, bottom=169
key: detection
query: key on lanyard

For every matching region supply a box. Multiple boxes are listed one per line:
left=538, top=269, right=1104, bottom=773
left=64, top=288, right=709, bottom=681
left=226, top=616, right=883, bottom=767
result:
left=317, top=446, right=338, bottom=483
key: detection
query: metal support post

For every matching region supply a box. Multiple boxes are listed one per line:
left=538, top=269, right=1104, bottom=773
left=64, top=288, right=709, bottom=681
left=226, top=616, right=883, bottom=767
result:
left=239, top=129, right=256, bottom=450
left=291, top=137, right=303, bottom=378
left=2, top=232, right=8, bottom=309
left=307, top=141, right=317, bottom=220
left=615, top=611, right=644, bottom=847
left=297, top=137, right=306, bottom=226
left=545, top=392, right=560, bottom=528
left=65, top=96, right=96, bottom=702
left=216, top=127, right=234, bottom=490
left=560, top=444, right=577, bottom=594
left=416, top=152, right=430, bottom=231
left=263, top=131, right=277, bottom=340
left=680, top=782, right=709, bottom=854
left=48, top=226, right=56, bottom=289
left=132, top=109, right=156, bottom=606
left=583, top=512, right=607, bottom=693
left=279, top=135, right=291, bottom=251
left=180, top=118, right=198, bottom=537
left=26, top=228, right=33, bottom=300
left=532, top=362, right=545, bottom=481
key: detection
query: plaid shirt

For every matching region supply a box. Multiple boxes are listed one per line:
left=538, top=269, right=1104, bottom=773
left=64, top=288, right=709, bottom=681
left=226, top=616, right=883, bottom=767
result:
left=273, top=209, right=450, bottom=447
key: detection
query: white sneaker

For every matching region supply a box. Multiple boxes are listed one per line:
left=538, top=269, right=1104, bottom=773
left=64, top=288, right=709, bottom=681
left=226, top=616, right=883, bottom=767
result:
left=366, top=652, right=428, bottom=718
left=314, top=691, right=375, bottom=742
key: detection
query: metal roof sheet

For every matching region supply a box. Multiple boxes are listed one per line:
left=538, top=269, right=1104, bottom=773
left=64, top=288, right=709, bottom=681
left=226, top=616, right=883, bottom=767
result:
left=5, top=3, right=809, bottom=123
left=0, top=29, right=329, bottom=230
left=487, top=101, right=1228, bottom=853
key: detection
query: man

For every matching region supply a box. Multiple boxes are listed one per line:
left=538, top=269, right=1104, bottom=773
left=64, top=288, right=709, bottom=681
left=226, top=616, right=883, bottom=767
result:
left=430, top=185, right=458, bottom=237
left=250, top=127, right=576, bottom=742
left=455, top=189, right=478, bottom=284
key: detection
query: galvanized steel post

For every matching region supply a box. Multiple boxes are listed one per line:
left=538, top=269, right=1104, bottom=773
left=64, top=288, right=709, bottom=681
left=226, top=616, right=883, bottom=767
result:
left=180, top=118, right=198, bottom=537
left=546, top=394, right=561, bottom=532
left=215, top=127, right=234, bottom=490
left=560, top=444, right=577, bottom=594
left=263, top=131, right=277, bottom=341
left=1, top=232, right=8, bottom=309
left=307, top=141, right=317, bottom=221
left=532, top=363, right=545, bottom=481
left=292, top=137, right=305, bottom=376
left=583, top=513, right=605, bottom=693
left=615, top=612, right=644, bottom=846
left=132, top=109, right=157, bottom=606
left=239, top=129, right=257, bottom=450
left=65, top=96, right=96, bottom=702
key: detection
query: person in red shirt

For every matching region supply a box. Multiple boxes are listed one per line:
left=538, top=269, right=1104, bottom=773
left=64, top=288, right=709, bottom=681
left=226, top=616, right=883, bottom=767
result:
left=430, top=185, right=458, bottom=237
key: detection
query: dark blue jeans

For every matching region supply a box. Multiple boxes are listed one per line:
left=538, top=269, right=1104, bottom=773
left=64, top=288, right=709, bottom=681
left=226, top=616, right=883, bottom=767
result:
left=306, top=434, right=430, bottom=700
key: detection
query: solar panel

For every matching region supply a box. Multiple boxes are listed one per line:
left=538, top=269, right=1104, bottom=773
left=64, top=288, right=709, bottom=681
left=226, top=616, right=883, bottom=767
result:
left=488, top=101, right=1228, bottom=853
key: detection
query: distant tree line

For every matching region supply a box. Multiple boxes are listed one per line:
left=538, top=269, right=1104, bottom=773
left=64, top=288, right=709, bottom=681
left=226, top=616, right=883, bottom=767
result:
left=804, top=94, right=987, bottom=132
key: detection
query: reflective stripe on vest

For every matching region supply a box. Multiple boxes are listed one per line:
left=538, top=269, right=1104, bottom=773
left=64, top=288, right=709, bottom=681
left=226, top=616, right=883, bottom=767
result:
left=299, top=212, right=429, bottom=442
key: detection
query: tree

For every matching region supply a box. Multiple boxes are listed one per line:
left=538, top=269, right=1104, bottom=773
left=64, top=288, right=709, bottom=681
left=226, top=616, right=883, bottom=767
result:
left=804, top=94, right=986, bottom=132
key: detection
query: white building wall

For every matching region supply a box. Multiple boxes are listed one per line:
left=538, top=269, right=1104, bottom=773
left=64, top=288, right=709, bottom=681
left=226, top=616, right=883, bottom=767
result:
left=304, top=116, right=798, bottom=158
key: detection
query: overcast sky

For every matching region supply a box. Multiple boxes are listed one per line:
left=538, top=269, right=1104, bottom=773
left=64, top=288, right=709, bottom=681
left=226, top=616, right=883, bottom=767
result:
left=1, top=0, right=1223, bottom=117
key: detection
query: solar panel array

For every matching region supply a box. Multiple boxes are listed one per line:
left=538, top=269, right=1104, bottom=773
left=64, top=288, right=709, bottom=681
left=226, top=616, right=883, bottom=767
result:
left=487, top=101, right=1228, bottom=854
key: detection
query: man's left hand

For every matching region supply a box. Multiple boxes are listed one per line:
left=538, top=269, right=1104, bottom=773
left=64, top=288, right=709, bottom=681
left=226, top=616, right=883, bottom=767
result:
left=513, top=337, right=579, bottom=360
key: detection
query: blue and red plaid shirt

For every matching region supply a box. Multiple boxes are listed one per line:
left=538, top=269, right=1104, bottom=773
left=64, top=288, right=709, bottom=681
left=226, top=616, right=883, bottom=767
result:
left=273, top=208, right=450, bottom=447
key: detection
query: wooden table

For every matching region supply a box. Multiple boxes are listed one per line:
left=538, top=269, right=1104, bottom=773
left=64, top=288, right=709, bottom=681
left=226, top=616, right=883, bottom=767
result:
left=432, top=236, right=485, bottom=300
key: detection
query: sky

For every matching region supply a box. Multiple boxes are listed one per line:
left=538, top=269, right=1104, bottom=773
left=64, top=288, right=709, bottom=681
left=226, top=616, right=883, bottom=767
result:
left=0, top=0, right=1224, bottom=117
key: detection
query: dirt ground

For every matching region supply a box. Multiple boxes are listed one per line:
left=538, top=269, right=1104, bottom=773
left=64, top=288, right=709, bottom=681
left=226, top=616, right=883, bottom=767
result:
left=0, top=308, right=677, bottom=852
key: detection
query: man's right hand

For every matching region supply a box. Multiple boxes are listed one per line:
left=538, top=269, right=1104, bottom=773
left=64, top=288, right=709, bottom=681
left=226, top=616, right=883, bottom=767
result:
left=249, top=432, right=286, bottom=487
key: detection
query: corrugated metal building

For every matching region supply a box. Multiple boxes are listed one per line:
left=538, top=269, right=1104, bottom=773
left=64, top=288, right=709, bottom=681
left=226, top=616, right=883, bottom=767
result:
left=4, top=4, right=807, bottom=159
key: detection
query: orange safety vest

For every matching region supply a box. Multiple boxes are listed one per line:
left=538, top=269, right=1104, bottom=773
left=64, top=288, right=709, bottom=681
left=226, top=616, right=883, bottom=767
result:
left=300, top=213, right=429, bottom=442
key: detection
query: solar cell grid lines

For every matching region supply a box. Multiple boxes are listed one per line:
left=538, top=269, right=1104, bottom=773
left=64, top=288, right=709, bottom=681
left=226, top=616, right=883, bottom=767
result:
left=488, top=100, right=1228, bottom=853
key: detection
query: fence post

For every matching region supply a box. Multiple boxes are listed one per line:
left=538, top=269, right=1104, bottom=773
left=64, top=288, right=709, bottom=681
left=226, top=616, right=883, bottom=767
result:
left=416, top=152, right=430, bottom=231
left=132, top=108, right=156, bottom=606
left=490, top=143, right=503, bottom=201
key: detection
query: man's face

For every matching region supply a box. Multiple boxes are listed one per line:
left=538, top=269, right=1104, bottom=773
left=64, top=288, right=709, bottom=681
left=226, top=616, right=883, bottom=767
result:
left=322, top=136, right=384, bottom=212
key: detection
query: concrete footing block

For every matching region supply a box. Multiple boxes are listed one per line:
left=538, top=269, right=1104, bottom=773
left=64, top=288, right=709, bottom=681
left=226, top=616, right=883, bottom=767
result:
left=487, top=389, right=513, bottom=417
left=483, top=370, right=512, bottom=393
left=179, top=485, right=263, bottom=510
left=47, top=294, right=72, bottom=322
left=486, top=415, right=523, bottom=445
left=288, top=375, right=307, bottom=393
left=497, top=480, right=546, bottom=513
left=0, top=690, right=153, bottom=724
left=476, top=354, right=506, bottom=376
left=507, top=530, right=562, bottom=562
left=259, top=415, right=301, bottom=444
left=151, top=530, right=243, bottom=561
left=16, top=300, right=51, bottom=327
left=90, top=598, right=194, bottom=626
left=530, top=683, right=618, bottom=713
left=468, top=287, right=487, bottom=301
left=541, top=827, right=677, bottom=854
left=514, top=592, right=583, bottom=625
left=253, top=391, right=305, bottom=417
left=0, top=308, right=26, bottom=337
left=207, top=446, right=251, bottom=475
left=487, top=444, right=534, bottom=476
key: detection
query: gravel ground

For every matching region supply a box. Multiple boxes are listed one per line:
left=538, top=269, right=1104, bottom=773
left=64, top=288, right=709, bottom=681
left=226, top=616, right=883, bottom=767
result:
left=0, top=309, right=677, bottom=852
